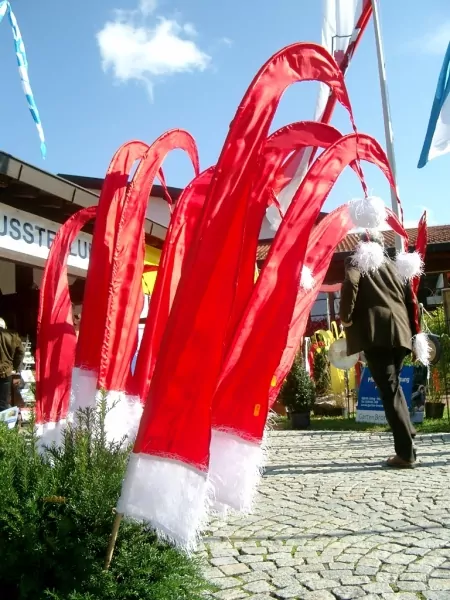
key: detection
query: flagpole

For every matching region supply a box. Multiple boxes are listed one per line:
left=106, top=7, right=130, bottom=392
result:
left=370, top=0, right=403, bottom=252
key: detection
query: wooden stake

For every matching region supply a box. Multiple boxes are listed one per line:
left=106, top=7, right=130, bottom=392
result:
left=104, top=512, right=123, bottom=570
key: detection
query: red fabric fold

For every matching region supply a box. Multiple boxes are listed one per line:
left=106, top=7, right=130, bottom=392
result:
left=36, top=206, right=96, bottom=425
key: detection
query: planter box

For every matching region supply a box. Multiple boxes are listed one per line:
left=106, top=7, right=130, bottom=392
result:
left=291, top=412, right=311, bottom=430
left=425, top=402, right=445, bottom=420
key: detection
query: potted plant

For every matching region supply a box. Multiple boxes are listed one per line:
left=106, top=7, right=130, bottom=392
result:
left=422, top=308, right=448, bottom=420
left=279, top=355, right=316, bottom=429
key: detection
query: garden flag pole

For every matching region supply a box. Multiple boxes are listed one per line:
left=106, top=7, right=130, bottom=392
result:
left=0, top=1, right=46, bottom=158
left=418, top=41, right=450, bottom=168
left=370, top=0, right=402, bottom=251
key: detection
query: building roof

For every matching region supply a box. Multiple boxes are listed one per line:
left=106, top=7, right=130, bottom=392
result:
left=257, top=224, right=450, bottom=262
left=59, top=174, right=183, bottom=202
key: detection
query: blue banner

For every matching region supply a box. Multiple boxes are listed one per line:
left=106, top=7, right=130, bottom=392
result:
left=356, top=365, right=414, bottom=424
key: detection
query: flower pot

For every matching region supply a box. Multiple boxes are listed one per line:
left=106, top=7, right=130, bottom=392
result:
left=290, top=411, right=311, bottom=430
left=425, top=402, right=445, bottom=420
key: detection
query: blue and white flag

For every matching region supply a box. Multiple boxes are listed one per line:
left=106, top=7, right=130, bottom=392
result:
left=0, top=1, right=46, bottom=158
left=418, top=41, right=450, bottom=168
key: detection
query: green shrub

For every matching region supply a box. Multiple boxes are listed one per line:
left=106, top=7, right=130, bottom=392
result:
left=279, top=354, right=316, bottom=413
left=0, top=405, right=211, bottom=600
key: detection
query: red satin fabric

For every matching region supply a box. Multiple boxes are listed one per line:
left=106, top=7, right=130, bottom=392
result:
left=130, top=167, right=214, bottom=400
left=413, top=212, right=427, bottom=298
left=99, top=130, right=199, bottom=392
left=385, top=208, right=409, bottom=251
left=413, top=212, right=428, bottom=331
left=133, top=42, right=354, bottom=470
left=76, top=141, right=150, bottom=372
left=268, top=205, right=353, bottom=406
left=212, top=134, right=396, bottom=442
left=36, top=206, right=96, bottom=425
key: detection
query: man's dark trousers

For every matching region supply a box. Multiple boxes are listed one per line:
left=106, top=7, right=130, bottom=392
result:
left=0, top=376, right=11, bottom=411
left=364, top=347, right=416, bottom=462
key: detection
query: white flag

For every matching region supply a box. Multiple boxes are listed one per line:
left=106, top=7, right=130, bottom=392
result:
left=266, top=0, right=370, bottom=231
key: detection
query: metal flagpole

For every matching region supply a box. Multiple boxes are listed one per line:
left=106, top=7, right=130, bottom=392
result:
left=370, top=0, right=403, bottom=251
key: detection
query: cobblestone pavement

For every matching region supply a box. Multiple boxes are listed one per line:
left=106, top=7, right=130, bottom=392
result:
left=200, top=430, right=450, bottom=600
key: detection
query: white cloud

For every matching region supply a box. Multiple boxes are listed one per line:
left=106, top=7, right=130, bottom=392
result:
left=139, top=0, right=157, bottom=16
left=97, top=1, right=211, bottom=94
left=417, top=21, right=450, bottom=55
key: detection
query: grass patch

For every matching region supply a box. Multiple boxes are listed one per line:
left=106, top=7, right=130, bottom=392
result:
left=276, top=411, right=450, bottom=434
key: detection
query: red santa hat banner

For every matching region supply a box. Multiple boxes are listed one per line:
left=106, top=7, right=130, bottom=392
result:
left=208, top=133, right=400, bottom=515
left=96, top=130, right=199, bottom=443
left=71, top=141, right=150, bottom=419
left=71, top=132, right=199, bottom=442
left=35, top=206, right=96, bottom=448
left=129, top=167, right=214, bottom=404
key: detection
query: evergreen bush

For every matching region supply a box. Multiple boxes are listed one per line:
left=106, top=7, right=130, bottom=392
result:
left=279, top=354, right=316, bottom=413
left=0, top=404, right=211, bottom=600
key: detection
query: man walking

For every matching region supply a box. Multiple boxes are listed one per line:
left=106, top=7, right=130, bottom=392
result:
left=0, top=318, right=24, bottom=412
left=339, top=231, right=419, bottom=468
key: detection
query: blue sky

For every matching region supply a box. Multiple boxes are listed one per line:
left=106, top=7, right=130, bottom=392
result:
left=0, top=0, right=449, bottom=226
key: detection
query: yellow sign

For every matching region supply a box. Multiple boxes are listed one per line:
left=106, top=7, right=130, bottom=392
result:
left=142, top=245, right=161, bottom=294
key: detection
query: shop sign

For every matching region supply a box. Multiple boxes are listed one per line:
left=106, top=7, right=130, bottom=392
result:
left=356, top=365, right=414, bottom=424
left=0, top=202, right=92, bottom=274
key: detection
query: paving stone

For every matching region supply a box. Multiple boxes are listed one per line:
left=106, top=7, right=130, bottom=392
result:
left=340, top=575, right=371, bottom=586
left=238, top=554, right=265, bottom=564
left=210, top=556, right=239, bottom=567
left=273, top=585, right=307, bottom=599
left=209, top=576, right=241, bottom=590
left=333, top=586, right=366, bottom=599
left=219, top=563, right=250, bottom=576
left=397, top=580, right=427, bottom=592
left=363, top=582, right=394, bottom=594
left=242, top=579, right=274, bottom=594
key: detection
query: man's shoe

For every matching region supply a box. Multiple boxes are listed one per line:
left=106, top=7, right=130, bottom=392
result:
left=385, top=455, right=415, bottom=469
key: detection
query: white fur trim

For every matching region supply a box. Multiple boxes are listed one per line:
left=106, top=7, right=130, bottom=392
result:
left=35, top=420, right=66, bottom=452
left=209, top=429, right=265, bottom=513
left=103, top=391, right=143, bottom=444
left=413, top=332, right=431, bottom=366
left=300, top=266, right=315, bottom=290
left=349, top=196, right=386, bottom=229
left=117, top=453, right=211, bottom=552
left=395, top=251, right=424, bottom=281
left=70, top=367, right=98, bottom=413
left=351, top=241, right=385, bottom=274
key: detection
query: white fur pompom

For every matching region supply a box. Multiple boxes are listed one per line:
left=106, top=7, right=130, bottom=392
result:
left=395, top=251, right=424, bottom=281
left=351, top=241, right=385, bottom=274
left=348, top=196, right=386, bottom=229
left=300, top=266, right=315, bottom=290
left=413, top=332, right=431, bottom=366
